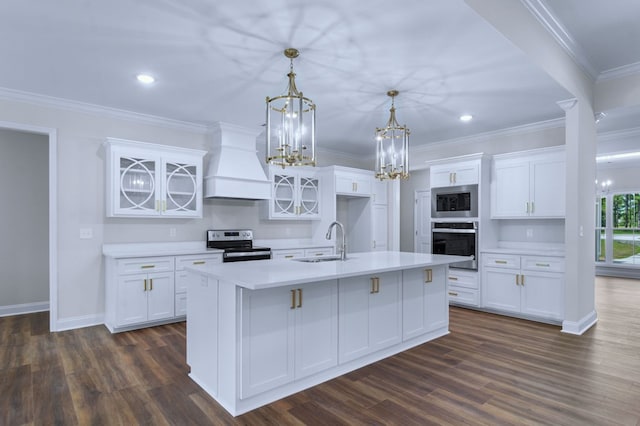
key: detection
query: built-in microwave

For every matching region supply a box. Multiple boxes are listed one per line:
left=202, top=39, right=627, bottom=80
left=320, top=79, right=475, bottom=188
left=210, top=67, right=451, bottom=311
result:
left=431, top=184, right=478, bottom=219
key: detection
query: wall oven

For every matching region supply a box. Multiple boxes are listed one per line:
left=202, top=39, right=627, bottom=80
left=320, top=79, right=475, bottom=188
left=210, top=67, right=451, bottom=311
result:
left=431, top=184, right=478, bottom=219
left=431, top=221, right=478, bottom=270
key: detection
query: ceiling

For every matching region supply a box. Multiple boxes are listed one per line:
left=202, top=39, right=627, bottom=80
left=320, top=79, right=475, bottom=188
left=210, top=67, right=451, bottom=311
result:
left=0, top=0, right=638, bottom=156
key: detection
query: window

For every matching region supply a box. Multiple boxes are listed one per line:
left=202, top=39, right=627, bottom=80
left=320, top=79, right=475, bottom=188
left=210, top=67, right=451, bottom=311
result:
left=612, top=193, right=640, bottom=264
left=597, top=192, right=640, bottom=265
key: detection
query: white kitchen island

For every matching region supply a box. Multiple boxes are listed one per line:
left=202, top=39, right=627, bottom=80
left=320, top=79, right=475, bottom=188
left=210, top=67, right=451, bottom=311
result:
left=186, top=251, right=466, bottom=416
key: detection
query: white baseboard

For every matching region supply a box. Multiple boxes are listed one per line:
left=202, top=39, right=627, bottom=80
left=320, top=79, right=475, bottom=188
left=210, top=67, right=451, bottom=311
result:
left=55, top=313, right=105, bottom=332
left=0, top=301, right=49, bottom=317
left=562, top=310, right=598, bottom=335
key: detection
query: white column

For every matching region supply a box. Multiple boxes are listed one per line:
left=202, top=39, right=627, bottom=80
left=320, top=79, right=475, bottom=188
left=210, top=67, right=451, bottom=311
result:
left=558, top=98, right=598, bottom=335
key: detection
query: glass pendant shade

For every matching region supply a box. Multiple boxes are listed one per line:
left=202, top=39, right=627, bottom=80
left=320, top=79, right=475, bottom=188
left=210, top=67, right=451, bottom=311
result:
left=375, top=90, right=409, bottom=180
left=266, top=48, right=316, bottom=168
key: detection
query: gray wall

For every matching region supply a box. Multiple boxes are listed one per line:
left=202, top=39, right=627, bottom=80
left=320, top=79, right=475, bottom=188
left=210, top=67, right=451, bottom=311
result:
left=0, top=128, right=49, bottom=308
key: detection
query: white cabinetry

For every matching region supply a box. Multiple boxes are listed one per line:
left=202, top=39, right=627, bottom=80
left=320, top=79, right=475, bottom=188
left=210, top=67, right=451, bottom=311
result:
left=338, top=271, right=402, bottom=363
left=105, top=138, right=206, bottom=218
left=268, top=167, right=321, bottom=219
left=240, top=280, right=338, bottom=398
left=113, top=257, right=175, bottom=328
left=372, top=204, right=388, bottom=251
left=402, top=266, right=447, bottom=340
left=104, top=248, right=222, bottom=332
left=335, top=169, right=372, bottom=196
left=446, top=269, right=479, bottom=306
left=482, top=252, right=564, bottom=321
left=430, top=160, right=479, bottom=187
left=271, top=246, right=334, bottom=260
left=175, top=253, right=223, bottom=316
left=491, top=147, right=565, bottom=218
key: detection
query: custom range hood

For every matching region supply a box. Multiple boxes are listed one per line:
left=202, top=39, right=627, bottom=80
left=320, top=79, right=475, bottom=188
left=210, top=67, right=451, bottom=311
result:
left=204, top=122, right=271, bottom=200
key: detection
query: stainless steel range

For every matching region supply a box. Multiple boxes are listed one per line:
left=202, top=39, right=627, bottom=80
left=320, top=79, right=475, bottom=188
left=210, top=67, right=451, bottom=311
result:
left=206, top=229, right=272, bottom=262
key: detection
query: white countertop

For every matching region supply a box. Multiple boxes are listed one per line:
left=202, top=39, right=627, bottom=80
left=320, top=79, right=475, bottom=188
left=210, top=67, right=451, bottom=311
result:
left=482, top=242, right=565, bottom=257
left=189, top=251, right=467, bottom=290
left=102, top=241, right=223, bottom=258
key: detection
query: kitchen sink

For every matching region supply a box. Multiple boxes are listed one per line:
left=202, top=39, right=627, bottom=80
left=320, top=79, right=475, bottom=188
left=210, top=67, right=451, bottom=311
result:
left=293, top=255, right=344, bottom=263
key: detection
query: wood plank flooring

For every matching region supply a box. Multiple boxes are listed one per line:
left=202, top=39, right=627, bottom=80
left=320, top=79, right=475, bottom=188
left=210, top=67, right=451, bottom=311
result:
left=2, top=276, right=640, bottom=425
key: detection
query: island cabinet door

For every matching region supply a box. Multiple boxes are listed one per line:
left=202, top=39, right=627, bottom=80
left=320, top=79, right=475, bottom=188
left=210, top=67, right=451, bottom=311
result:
left=294, top=280, right=338, bottom=379
left=240, top=287, right=295, bottom=399
left=338, top=271, right=402, bottom=363
left=402, top=266, right=447, bottom=340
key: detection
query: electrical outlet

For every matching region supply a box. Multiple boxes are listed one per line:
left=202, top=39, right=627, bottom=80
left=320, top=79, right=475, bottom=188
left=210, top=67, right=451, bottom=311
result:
left=169, top=228, right=177, bottom=237
left=526, top=228, right=533, bottom=239
left=79, top=228, right=93, bottom=239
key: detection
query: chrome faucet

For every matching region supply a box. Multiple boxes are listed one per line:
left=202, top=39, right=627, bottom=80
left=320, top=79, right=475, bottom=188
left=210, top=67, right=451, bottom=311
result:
left=326, top=221, right=347, bottom=260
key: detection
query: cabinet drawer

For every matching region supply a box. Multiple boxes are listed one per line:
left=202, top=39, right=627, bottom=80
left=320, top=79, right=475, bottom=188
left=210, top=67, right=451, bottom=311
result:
left=447, top=269, right=478, bottom=289
left=483, top=253, right=520, bottom=269
left=175, top=254, right=222, bottom=271
left=272, top=249, right=305, bottom=260
left=175, top=292, right=187, bottom=317
left=304, top=247, right=334, bottom=257
left=117, top=257, right=174, bottom=275
left=521, top=256, right=565, bottom=273
left=447, top=286, right=478, bottom=306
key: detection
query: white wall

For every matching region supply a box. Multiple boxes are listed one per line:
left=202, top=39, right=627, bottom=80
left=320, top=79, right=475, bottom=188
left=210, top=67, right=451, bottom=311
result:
left=399, top=169, right=430, bottom=252
left=0, top=128, right=49, bottom=308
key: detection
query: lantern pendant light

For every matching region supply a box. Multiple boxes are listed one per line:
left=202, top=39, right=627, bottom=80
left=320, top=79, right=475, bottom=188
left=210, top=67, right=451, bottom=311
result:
left=375, top=90, right=409, bottom=180
left=266, top=48, right=316, bottom=168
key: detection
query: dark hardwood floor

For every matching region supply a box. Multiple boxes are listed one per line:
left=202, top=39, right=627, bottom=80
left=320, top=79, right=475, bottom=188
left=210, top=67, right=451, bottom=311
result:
left=2, top=276, right=640, bottom=425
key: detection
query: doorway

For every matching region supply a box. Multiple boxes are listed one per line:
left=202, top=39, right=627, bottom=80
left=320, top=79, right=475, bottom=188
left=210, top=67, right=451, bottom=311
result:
left=414, top=189, right=431, bottom=253
left=0, top=121, right=57, bottom=331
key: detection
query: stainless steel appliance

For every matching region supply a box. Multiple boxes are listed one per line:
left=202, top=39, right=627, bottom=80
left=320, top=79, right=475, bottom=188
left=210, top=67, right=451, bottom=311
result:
left=206, top=229, right=271, bottom=262
left=431, top=184, right=478, bottom=219
left=431, top=221, right=478, bottom=270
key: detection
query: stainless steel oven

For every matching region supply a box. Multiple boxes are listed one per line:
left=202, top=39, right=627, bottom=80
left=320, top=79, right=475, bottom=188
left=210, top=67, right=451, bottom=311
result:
left=431, top=184, right=478, bottom=219
left=431, top=221, right=477, bottom=270
left=206, top=229, right=272, bottom=262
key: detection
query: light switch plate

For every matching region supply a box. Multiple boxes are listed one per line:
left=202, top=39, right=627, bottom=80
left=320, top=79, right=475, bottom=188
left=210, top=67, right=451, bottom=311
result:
left=169, top=228, right=177, bottom=237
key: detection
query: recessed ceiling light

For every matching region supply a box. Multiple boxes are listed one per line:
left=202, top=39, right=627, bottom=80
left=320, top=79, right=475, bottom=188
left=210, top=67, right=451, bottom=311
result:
left=459, top=114, right=473, bottom=122
left=136, top=74, right=155, bottom=84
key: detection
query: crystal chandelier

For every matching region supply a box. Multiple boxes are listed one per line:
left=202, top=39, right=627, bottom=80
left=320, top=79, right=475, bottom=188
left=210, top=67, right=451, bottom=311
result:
left=266, top=48, right=316, bottom=168
left=375, top=90, right=409, bottom=180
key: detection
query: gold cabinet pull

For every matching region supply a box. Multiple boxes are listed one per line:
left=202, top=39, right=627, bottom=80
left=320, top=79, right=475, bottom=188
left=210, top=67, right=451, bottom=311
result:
left=163, top=200, right=167, bottom=212
left=448, top=291, right=458, bottom=296
left=535, top=263, right=550, bottom=267
left=193, top=261, right=205, bottom=265
left=515, top=275, right=520, bottom=286
left=290, top=289, right=296, bottom=309
left=370, top=277, right=377, bottom=294
left=495, top=260, right=507, bottom=264
left=376, top=277, right=380, bottom=293
left=521, top=275, right=525, bottom=286
left=297, top=289, right=302, bottom=308
left=526, top=202, right=530, bottom=214
left=144, top=279, right=147, bottom=291
left=448, top=276, right=458, bottom=281
left=141, top=265, right=155, bottom=269
left=530, top=202, right=534, bottom=214
left=285, top=255, right=294, bottom=259
left=156, top=200, right=160, bottom=212
left=314, top=253, right=323, bottom=256
left=424, top=268, right=433, bottom=283
left=149, top=279, right=153, bottom=291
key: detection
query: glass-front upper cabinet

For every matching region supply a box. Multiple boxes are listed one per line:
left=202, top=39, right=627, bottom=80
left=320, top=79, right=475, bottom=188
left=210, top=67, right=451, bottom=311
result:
left=268, top=166, right=321, bottom=220
left=106, top=138, right=206, bottom=218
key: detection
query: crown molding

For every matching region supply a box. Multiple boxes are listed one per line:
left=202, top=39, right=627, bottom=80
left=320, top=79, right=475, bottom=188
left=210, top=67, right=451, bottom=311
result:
left=597, top=61, right=640, bottom=82
left=0, top=87, right=209, bottom=134
left=520, top=0, right=598, bottom=81
left=412, top=117, right=565, bottom=154
left=598, top=126, right=640, bottom=143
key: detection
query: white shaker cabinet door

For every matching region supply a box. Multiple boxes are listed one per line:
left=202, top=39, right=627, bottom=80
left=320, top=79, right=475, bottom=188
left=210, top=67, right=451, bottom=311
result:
left=116, top=273, right=149, bottom=327
left=145, top=272, right=175, bottom=322
left=520, top=271, right=564, bottom=321
left=491, top=160, right=529, bottom=218
left=240, top=287, right=295, bottom=399
left=294, top=280, right=338, bottom=380
left=403, top=266, right=447, bottom=340
left=483, top=268, right=520, bottom=314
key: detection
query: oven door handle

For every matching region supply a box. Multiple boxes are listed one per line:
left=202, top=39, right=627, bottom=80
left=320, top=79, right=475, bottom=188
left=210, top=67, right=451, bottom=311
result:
left=432, top=229, right=477, bottom=234
left=225, top=251, right=272, bottom=258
